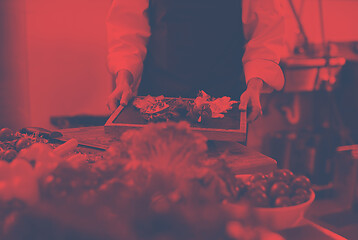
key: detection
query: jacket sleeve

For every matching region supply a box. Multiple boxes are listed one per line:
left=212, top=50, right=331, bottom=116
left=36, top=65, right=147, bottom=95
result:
left=242, top=0, right=285, bottom=91
left=106, top=0, right=151, bottom=90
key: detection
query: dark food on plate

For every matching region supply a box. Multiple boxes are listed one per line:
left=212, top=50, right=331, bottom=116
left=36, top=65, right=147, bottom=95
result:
left=132, top=91, right=237, bottom=124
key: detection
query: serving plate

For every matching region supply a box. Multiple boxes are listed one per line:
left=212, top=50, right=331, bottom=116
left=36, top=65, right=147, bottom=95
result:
left=105, top=96, right=247, bottom=142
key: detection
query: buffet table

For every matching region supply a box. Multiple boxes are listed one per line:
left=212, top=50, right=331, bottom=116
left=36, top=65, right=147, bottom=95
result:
left=59, top=126, right=277, bottom=175
left=0, top=125, right=350, bottom=239
left=58, top=127, right=348, bottom=239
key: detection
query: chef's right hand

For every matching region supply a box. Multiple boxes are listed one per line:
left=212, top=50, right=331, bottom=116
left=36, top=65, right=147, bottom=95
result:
left=106, top=70, right=135, bottom=113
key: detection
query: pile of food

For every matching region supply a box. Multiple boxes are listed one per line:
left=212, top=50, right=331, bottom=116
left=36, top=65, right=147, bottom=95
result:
left=132, top=91, right=238, bottom=124
left=0, top=128, right=49, bottom=162
left=235, top=170, right=312, bottom=208
left=0, top=124, right=313, bottom=239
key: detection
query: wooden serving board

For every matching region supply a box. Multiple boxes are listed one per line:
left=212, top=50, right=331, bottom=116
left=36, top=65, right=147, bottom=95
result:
left=105, top=97, right=247, bottom=142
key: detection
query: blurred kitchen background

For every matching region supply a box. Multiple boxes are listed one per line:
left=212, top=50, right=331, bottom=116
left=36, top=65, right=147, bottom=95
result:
left=1, top=0, right=358, bottom=151
left=0, top=0, right=113, bottom=130
left=1, top=0, right=358, bottom=237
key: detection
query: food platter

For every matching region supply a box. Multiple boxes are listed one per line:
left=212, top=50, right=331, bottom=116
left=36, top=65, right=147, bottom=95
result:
left=105, top=95, right=247, bottom=142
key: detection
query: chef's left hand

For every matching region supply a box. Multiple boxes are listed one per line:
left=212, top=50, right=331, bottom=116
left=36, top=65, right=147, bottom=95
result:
left=239, top=78, right=263, bottom=123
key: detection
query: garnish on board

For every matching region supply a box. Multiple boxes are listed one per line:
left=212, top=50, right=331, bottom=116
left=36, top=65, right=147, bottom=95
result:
left=132, top=91, right=237, bottom=123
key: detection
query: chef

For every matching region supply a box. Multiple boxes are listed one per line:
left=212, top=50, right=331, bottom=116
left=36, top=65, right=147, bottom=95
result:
left=106, top=0, right=285, bottom=122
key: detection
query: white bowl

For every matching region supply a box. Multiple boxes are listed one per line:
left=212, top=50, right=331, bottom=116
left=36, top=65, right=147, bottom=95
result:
left=254, top=190, right=315, bottom=230
left=225, top=190, right=315, bottom=231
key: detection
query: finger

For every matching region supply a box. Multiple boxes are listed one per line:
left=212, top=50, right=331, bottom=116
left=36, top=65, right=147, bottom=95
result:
left=247, top=96, right=262, bottom=122
left=239, top=93, right=249, bottom=111
left=248, top=96, right=262, bottom=122
left=107, top=91, right=122, bottom=112
left=107, top=97, right=118, bottom=113
left=251, top=94, right=262, bottom=111
left=247, top=106, right=261, bottom=122
left=120, top=90, right=133, bottom=106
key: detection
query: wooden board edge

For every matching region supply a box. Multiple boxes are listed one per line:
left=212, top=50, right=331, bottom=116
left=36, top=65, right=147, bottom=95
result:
left=105, top=105, right=124, bottom=126
left=106, top=123, right=246, bottom=133
left=240, top=110, right=247, bottom=134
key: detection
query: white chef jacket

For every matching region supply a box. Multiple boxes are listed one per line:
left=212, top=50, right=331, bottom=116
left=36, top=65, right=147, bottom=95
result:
left=107, top=0, right=285, bottom=92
